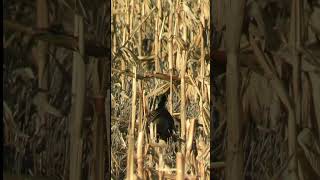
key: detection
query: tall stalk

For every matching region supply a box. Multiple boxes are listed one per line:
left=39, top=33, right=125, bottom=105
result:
left=176, top=152, right=185, bottom=180
left=200, top=0, right=206, bottom=143
left=168, top=1, right=174, bottom=114
left=180, top=12, right=187, bottom=154
left=36, top=0, right=48, bottom=92
left=224, top=0, right=246, bottom=179
left=138, top=1, right=142, bottom=56
left=137, top=132, right=144, bottom=179
left=154, top=0, right=162, bottom=73
left=288, top=0, right=303, bottom=179
left=131, top=65, right=137, bottom=135
left=126, top=134, right=135, bottom=180
left=35, top=0, right=49, bottom=133
left=70, top=15, right=85, bottom=180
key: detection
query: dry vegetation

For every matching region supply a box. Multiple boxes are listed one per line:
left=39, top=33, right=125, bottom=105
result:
left=212, top=0, right=320, bottom=179
left=111, top=0, right=210, bottom=179
left=4, top=0, right=110, bottom=180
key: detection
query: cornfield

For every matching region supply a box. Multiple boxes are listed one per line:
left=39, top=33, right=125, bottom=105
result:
left=212, top=0, right=320, bottom=179
left=111, top=0, right=210, bottom=179
left=3, top=0, right=320, bottom=180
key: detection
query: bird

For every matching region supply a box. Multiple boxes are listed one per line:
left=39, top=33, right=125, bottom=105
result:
left=147, top=93, right=176, bottom=141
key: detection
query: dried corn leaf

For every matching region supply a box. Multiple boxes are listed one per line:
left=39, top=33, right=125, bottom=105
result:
left=146, top=83, right=170, bottom=98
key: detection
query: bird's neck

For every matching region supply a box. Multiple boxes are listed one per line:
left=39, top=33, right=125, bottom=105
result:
left=158, top=102, right=166, bottom=109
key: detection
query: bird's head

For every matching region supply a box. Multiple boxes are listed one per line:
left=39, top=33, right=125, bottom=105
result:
left=157, top=94, right=168, bottom=109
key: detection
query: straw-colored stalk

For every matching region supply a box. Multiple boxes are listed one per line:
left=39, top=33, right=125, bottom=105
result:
left=200, top=2, right=205, bottom=85
left=180, top=12, right=188, bottom=154
left=138, top=81, right=144, bottom=132
left=35, top=0, right=48, bottom=134
left=158, top=153, right=164, bottom=179
left=150, top=122, right=155, bottom=142
left=121, top=0, right=130, bottom=90
left=121, top=55, right=126, bottom=91
left=287, top=0, right=303, bottom=179
left=137, top=132, right=145, bottom=179
left=126, top=134, right=135, bottom=180
left=173, top=0, right=180, bottom=74
left=36, top=0, right=48, bottom=94
left=200, top=1, right=206, bottom=140
left=200, top=161, right=206, bottom=180
left=186, top=118, right=195, bottom=157
left=224, top=0, right=245, bottom=179
left=70, top=14, right=85, bottom=180
left=129, top=0, right=134, bottom=36
left=176, top=152, right=185, bottom=180
left=168, top=1, right=174, bottom=114
left=131, top=65, right=137, bottom=135
left=137, top=1, right=142, bottom=56
left=142, top=90, right=147, bottom=131
left=154, top=0, right=162, bottom=72
left=180, top=51, right=186, bottom=153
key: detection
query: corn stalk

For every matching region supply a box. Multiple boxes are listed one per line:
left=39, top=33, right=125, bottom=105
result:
left=168, top=1, right=174, bottom=114
left=69, top=14, right=85, bottom=180
left=35, top=0, right=49, bottom=133
left=288, top=0, right=304, bottom=179
left=176, top=152, right=185, bottom=180
left=224, top=0, right=246, bottom=179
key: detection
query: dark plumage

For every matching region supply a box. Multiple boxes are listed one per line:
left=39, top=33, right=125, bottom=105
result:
left=147, top=94, right=175, bottom=141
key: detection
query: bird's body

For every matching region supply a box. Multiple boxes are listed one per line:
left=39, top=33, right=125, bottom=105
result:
left=147, top=94, right=175, bottom=141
